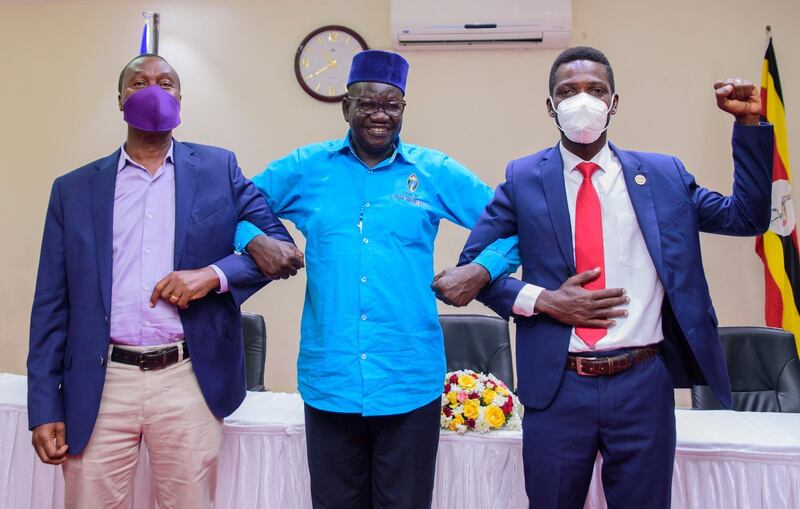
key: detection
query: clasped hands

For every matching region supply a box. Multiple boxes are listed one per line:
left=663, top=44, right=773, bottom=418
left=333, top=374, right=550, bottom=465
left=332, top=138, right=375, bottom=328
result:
left=149, top=235, right=304, bottom=310
left=432, top=265, right=629, bottom=328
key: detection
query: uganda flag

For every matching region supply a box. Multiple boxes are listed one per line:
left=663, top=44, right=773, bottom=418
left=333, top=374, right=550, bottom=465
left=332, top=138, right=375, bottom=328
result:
left=755, top=33, right=800, bottom=353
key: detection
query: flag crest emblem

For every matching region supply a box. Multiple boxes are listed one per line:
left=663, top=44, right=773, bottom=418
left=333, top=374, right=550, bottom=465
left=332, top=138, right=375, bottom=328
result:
left=407, top=174, right=419, bottom=192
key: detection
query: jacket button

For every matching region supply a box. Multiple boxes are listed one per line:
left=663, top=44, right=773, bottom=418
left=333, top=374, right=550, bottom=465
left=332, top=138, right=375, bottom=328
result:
left=99, top=356, right=105, bottom=366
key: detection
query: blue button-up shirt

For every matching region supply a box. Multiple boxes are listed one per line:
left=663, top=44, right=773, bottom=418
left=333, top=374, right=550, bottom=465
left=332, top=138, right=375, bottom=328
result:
left=236, top=133, right=519, bottom=415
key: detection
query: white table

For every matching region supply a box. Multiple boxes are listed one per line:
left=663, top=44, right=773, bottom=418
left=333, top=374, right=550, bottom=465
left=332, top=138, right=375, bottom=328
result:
left=2, top=373, right=799, bottom=508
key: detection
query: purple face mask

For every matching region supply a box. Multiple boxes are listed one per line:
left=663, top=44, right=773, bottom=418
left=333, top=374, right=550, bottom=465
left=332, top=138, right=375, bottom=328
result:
left=122, top=85, right=181, bottom=132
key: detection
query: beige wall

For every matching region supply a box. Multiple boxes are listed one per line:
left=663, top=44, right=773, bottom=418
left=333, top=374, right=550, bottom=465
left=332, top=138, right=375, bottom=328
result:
left=1, top=0, right=798, bottom=394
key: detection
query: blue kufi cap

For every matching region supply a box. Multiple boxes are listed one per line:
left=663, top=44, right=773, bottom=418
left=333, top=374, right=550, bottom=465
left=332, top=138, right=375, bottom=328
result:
left=347, top=50, right=409, bottom=95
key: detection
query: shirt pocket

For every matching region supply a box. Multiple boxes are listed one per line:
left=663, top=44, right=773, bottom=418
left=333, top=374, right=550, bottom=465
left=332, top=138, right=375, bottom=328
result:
left=377, top=196, right=430, bottom=243
left=615, top=213, right=645, bottom=268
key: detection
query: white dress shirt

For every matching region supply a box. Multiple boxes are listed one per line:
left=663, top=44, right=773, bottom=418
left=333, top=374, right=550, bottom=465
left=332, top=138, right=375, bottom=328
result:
left=512, top=142, right=665, bottom=352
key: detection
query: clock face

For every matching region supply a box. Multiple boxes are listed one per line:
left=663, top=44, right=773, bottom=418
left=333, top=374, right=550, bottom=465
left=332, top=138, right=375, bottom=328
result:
left=294, top=25, right=368, bottom=102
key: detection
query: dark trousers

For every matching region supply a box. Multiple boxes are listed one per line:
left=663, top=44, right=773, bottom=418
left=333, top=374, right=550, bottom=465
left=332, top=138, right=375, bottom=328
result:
left=522, top=351, right=676, bottom=509
left=304, top=397, right=441, bottom=509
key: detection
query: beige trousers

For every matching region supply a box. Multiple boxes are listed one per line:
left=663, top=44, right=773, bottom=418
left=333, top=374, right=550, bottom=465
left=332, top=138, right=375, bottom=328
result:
left=62, top=343, right=223, bottom=509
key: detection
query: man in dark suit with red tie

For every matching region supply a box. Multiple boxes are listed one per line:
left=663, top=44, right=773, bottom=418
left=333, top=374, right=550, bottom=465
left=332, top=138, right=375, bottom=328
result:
left=433, top=46, right=773, bottom=508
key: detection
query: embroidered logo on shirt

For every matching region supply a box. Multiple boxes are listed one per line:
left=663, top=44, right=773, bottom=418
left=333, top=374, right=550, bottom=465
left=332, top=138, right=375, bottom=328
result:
left=392, top=194, right=427, bottom=208
left=407, top=173, right=419, bottom=192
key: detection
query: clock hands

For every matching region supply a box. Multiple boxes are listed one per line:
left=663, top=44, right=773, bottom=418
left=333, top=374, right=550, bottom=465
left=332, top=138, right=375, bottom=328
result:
left=307, top=58, right=338, bottom=79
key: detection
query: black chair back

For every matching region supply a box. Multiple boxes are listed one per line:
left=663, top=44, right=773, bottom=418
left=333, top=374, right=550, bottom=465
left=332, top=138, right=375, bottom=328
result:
left=439, top=314, right=515, bottom=390
left=242, top=312, right=267, bottom=391
left=692, top=326, right=800, bottom=412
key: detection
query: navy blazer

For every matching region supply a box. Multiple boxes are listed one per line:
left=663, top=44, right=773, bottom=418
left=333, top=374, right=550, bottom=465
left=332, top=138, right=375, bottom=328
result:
left=28, top=141, right=292, bottom=455
left=460, top=124, right=774, bottom=410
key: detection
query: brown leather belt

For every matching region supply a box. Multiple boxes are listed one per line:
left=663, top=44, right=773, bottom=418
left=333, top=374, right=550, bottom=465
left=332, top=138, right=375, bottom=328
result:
left=566, top=346, right=658, bottom=377
left=111, top=342, right=189, bottom=371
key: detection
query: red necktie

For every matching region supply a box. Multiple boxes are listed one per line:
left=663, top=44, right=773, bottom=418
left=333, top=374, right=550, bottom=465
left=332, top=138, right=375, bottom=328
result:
left=574, top=162, right=606, bottom=347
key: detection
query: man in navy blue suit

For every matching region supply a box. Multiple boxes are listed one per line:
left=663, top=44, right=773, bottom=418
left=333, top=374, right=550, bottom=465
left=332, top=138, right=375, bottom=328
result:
left=434, top=47, right=773, bottom=508
left=27, top=54, right=303, bottom=508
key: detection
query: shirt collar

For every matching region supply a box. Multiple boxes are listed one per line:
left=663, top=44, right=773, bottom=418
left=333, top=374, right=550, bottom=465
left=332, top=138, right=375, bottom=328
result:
left=117, top=140, right=175, bottom=173
left=559, top=141, right=617, bottom=179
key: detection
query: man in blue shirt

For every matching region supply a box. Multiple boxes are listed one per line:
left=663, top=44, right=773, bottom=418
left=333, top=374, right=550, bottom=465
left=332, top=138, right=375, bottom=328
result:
left=236, top=50, right=517, bottom=508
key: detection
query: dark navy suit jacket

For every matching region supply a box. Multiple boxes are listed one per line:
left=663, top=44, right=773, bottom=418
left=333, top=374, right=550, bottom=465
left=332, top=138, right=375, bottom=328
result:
left=460, top=124, right=774, bottom=410
left=28, top=141, right=291, bottom=455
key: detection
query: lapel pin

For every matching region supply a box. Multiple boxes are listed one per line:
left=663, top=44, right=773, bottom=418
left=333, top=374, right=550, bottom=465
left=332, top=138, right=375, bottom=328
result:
left=634, top=174, right=647, bottom=186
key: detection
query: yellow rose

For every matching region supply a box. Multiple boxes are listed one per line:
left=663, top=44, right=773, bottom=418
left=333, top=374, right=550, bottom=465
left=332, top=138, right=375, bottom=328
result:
left=458, top=374, right=476, bottom=389
left=449, top=414, right=464, bottom=431
left=485, top=405, right=506, bottom=429
left=482, top=389, right=497, bottom=405
left=463, top=398, right=480, bottom=419
left=446, top=391, right=459, bottom=406
left=498, top=386, right=509, bottom=396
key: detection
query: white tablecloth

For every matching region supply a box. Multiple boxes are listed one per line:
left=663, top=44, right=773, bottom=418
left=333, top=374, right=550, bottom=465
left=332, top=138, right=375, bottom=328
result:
left=2, top=373, right=800, bottom=508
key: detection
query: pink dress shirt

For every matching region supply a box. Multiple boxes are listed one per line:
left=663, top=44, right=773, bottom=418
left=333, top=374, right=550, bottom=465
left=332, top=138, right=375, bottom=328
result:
left=110, top=143, right=228, bottom=346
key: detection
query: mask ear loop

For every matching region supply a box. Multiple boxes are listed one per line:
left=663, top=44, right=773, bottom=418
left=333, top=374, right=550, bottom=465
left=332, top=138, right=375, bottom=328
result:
left=602, top=93, right=617, bottom=133
left=548, top=96, right=567, bottom=135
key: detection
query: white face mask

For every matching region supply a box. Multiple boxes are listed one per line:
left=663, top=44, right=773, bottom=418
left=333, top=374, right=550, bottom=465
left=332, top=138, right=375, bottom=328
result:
left=550, top=92, right=614, bottom=144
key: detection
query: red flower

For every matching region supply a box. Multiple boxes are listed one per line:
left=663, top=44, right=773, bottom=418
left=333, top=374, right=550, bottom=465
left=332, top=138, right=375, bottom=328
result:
left=501, top=397, right=514, bottom=414
left=465, top=418, right=476, bottom=428
left=443, top=406, right=452, bottom=417
left=449, top=374, right=458, bottom=383
left=468, top=393, right=480, bottom=399
left=471, top=373, right=478, bottom=379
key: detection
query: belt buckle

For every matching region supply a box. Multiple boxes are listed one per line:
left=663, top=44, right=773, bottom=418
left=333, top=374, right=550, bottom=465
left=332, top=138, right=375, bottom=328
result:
left=138, top=348, right=170, bottom=371
left=575, top=357, right=599, bottom=377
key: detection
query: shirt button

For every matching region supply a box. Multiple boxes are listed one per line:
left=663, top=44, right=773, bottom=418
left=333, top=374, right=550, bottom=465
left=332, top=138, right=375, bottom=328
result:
left=364, top=202, right=371, bottom=208
left=146, top=213, right=153, bottom=220
left=144, top=248, right=151, bottom=255
left=362, top=238, right=369, bottom=244
left=361, top=314, right=367, bottom=321
left=361, top=276, right=367, bottom=283
left=143, top=285, right=149, bottom=291
left=361, top=353, right=367, bottom=360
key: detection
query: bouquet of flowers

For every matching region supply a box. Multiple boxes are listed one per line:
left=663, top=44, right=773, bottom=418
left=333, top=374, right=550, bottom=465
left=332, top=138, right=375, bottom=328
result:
left=440, top=369, right=523, bottom=434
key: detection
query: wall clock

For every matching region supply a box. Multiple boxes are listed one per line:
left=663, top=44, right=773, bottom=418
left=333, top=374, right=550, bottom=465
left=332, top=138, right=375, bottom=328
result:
left=294, top=25, right=368, bottom=102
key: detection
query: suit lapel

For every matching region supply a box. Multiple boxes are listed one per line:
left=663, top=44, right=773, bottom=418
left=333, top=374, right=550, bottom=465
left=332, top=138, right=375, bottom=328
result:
left=540, top=146, right=576, bottom=274
left=612, top=143, right=664, bottom=274
left=172, top=140, right=199, bottom=269
left=89, top=150, right=120, bottom=315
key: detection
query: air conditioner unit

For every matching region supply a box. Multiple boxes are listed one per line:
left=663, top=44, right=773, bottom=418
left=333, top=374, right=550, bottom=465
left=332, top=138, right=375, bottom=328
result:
left=391, top=0, right=571, bottom=50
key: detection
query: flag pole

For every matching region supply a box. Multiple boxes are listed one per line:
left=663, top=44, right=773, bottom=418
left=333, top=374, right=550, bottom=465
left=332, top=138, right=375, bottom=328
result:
left=141, top=11, right=160, bottom=55
left=764, top=25, right=772, bottom=54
